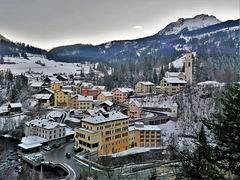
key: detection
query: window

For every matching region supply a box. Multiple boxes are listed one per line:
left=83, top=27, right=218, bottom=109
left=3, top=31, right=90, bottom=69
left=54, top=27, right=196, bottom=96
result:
left=115, top=134, right=121, bottom=139
left=105, top=137, right=111, bottom=141
left=88, top=136, right=90, bottom=141
left=105, top=125, right=111, bottom=128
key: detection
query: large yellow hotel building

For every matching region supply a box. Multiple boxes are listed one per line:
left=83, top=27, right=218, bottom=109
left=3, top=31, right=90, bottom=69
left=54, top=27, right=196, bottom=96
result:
left=74, top=111, right=129, bottom=155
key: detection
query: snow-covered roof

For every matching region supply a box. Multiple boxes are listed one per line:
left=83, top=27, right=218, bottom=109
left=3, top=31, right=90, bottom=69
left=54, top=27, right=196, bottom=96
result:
left=129, top=125, right=161, bottom=131
left=84, top=108, right=107, bottom=116
left=163, top=78, right=186, bottom=84
left=65, top=117, right=81, bottom=123
left=172, top=102, right=178, bottom=107
left=61, top=89, right=74, bottom=93
left=139, top=81, right=155, bottom=86
left=47, top=111, right=65, bottom=118
left=82, top=82, right=94, bottom=87
left=51, top=81, right=63, bottom=84
left=78, top=95, right=93, bottom=101
left=36, top=94, right=52, bottom=100
left=92, top=86, right=105, bottom=90
left=77, top=127, right=97, bottom=134
left=9, top=103, right=22, bottom=108
left=101, top=100, right=114, bottom=106
left=0, top=106, right=8, bottom=113
left=101, top=91, right=112, bottom=97
left=30, top=81, right=46, bottom=87
left=39, top=88, right=55, bottom=94
left=26, top=118, right=66, bottom=130
left=66, top=127, right=74, bottom=136
left=116, top=88, right=134, bottom=93
left=18, top=136, right=48, bottom=150
left=130, top=100, right=141, bottom=107
left=81, top=111, right=128, bottom=124
left=48, top=77, right=59, bottom=82
left=165, top=71, right=184, bottom=77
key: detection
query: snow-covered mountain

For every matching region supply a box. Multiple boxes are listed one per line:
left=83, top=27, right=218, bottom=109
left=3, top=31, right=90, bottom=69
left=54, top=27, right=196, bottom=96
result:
left=158, top=14, right=221, bottom=35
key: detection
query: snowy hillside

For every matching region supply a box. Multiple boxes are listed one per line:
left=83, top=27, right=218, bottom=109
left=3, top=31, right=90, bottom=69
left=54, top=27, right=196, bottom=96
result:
left=132, top=81, right=224, bottom=136
left=168, top=52, right=196, bottom=69
left=1, top=54, right=97, bottom=76
left=158, top=14, right=221, bottom=35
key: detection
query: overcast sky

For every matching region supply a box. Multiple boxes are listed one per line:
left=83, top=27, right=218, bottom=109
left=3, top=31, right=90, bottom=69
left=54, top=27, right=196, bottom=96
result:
left=0, top=0, right=239, bottom=49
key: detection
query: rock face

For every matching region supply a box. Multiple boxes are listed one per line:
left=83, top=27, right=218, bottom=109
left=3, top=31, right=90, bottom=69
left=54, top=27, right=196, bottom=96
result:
left=158, top=14, right=221, bottom=35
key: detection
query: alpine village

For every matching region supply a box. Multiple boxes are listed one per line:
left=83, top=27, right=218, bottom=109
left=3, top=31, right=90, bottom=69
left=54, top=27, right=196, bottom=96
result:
left=0, top=13, right=239, bottom=180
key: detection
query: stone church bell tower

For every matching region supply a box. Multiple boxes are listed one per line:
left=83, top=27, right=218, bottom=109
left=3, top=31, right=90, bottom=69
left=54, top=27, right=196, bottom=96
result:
left=185, top=51, right=193, bottom=84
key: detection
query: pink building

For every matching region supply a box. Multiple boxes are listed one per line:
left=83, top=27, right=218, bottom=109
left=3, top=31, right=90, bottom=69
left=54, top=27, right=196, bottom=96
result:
left=128, top=101, right=141, bottom=118
left=112, top=88, right=133, bottom=104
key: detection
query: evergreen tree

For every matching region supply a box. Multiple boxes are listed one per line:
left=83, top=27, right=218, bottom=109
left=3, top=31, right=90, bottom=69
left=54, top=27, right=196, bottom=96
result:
left=176, top=125, right=225, bottom=180
left=203, top=84, right=240, bottom=179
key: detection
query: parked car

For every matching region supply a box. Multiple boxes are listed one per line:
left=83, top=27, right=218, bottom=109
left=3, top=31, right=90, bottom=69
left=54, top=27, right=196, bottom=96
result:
left=43, top=146, right=51, bottom=151
left=66, top=153, right=71, bottom=158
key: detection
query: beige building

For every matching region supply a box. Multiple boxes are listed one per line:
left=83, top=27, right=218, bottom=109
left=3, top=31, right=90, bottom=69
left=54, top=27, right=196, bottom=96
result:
left=78, top=95, right=93, bottom=110
left=97, top=91, right=113, bottom=102
left=165, top=72, right=186, bottom=80
left=160, top=78, right=186, bottom=95
left=129, top=122, right=161, bottom=148
left=160, top=52, right=193, bottom=95
left=74, top=111, right=129, bottom=155
left=135, top=81, right=155, bottom=93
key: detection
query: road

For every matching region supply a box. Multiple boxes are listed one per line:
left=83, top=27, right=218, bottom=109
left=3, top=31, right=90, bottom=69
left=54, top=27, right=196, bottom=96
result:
left=44, top=140, right=80, bottom=179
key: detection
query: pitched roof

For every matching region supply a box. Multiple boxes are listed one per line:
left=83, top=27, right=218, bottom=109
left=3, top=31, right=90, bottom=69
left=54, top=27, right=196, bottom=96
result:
left=36, top=94, right=52, bottom=100
left=92, top=86, right=105, bottom=90
left=166, top=71, right=185, bottom=76
left=26, top=118, right=66, bottom=130
left=100, top=100, right=114, bottom=106
left=130, top=100, right=141, bottom=107
left=163, top=78, right=186, bottom=84
left=30, top=81, right=46, bottom=87
left=81, top=111, right=128, bottom=124
left=78, top=95, right=93, bottom=101
left=9, top=103, right=22, bottom=108
left=139, top=81, right=155, bottom=86
left=101, top=91, right=113, bottom=97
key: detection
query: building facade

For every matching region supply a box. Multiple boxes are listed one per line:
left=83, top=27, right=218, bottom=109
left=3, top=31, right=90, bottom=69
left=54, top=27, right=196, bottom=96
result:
left=54, top=90, right=73, bottom=106
left=74, top=111, right=129, bottom=155
left=129, top=122, right=161, bottom=148
left=127, top=101, right=141, bottom=118
left=97, top=91, right=113, bottom=102
left=112, top=88, right=133, bottom=104
left=135, top=81, right=155, bottom=93
left=160, top=78, right=186, bottom=95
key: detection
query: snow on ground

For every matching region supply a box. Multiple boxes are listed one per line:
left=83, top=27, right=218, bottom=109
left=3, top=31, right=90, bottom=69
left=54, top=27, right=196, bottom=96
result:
left=0, top=114, right=26, bottom=130
left=169, top=52, right=196, bottom=69
left=197, top=81, right=224, bottom=87
left=1, top=54, right=94, bottom=76
left=108, top=147, right=160, bottom=157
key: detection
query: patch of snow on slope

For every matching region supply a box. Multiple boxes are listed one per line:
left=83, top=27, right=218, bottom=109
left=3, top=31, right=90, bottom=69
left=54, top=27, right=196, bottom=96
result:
left=1, top=54, right=95, bottom=76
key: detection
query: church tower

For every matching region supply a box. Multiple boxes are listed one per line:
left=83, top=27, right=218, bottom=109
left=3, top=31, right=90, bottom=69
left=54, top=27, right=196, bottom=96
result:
left=185, top=52, right=193, bottom=84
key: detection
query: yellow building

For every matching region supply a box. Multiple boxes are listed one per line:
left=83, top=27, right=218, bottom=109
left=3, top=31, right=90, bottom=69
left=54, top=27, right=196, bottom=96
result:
left=97, top=91, right=113, bottom=102
left=135, top=81, right=155, bottom=93
left=74, top=111, right=129, bottom=155
left=54, top=90, right=73, bottom=106
left=129, top=122, right=161, bottom=148
left=51, top=81, right=64, bottom=91
left=78, top=95, right=93, bottom=110
left=160, top=78, right=186, bottom=95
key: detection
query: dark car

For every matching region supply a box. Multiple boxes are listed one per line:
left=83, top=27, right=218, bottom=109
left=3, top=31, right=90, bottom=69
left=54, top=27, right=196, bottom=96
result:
left=66, top=153, right=71, bottom=158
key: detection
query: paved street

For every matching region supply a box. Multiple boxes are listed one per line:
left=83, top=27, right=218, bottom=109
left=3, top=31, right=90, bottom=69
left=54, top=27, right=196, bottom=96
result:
left=44, top=140, right=80, bottom=179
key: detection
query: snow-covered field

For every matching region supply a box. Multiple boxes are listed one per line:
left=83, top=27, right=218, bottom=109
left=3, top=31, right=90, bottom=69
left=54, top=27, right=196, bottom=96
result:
left=1, top=54, right=94, bottom=76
